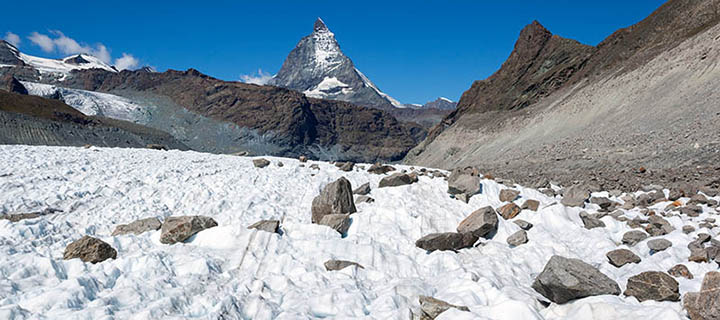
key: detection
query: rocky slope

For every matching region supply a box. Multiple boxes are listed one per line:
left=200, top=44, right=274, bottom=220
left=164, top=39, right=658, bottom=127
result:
left=0, top=85, right=187, bottom=149
left=406, top=0, right=720, bottom=192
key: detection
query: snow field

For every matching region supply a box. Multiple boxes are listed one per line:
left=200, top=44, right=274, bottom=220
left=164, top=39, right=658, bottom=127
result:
left=0, top=145, right=717, bottom=319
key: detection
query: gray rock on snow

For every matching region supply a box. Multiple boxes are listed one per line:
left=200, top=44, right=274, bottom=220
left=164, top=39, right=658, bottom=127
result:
left=247, top=219, right=280, bottom=233
left=352, top=182, right=371, bottom=195
left=606, top=249, right=641, bottom=267
left=378, top=172, right=418, bottom=188
left=647, top=238, right=673, bottom=253
left=318, top=214, right=351, bottom=235
left=520, top=199, right=540, bottom=211
left=447, top=169, right=481, bottom=197
left=355, top=195, right=374, bottom=204
left=159, top=216, right=218, bottom=244
left=415, top=232, right=478, bottom=252
left=622, top=230, right=649, bottom=246
left=418, top=295, right=470, bottom=319
left=253, top=158, right=270, bottom=168
left=624, top=271, right=680, bottom=302
left=456, top=206, right=498, bottom=239
left=111, top=217, right=162, bottom=236
left=507, top=230, right=528, bottom=247
left=311, top=177, right=357, bottom=223
left=499, top=189, right=520, bottom=202
left=514, top=219, right=534, bottom=230
left=324, top=259, right=363, bottom=271
left=532, top=255, right=621, bottom=304
left=561, top=185, right=590, bottom=207
left=63, top=235, right=117, bottom=264
left=683, top=271, right=720, bottom=320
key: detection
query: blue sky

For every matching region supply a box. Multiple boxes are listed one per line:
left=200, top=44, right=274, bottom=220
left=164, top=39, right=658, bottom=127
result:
left=2, top=1, right=665, bottom=104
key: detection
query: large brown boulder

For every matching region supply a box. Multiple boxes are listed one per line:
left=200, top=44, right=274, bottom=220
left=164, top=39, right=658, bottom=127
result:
left=684, top=271, right=720, bottom=319
left=159, top=216, right=218, bottom=244
left=624, top=271, right=680, bottom=302
left=63, top=236, right=117, bottom=264
left=456, top=206, right=498, bottom=239
left=311, top=177, right=356, bottom=223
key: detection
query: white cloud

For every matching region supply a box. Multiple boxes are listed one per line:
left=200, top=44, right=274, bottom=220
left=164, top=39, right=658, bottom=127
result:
left=4, top=32, right=20, bottom=47
left=240, top=69, right=273, bottom=85
left=114, top=53, right=139, bottom=71
left=25, top=30, right=140, bottom=70
left=28, top=32, right=54, bottom=52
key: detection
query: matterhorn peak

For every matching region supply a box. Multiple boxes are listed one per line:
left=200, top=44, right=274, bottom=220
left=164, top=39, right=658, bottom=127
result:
left=314, top=17, right=329, bottom=32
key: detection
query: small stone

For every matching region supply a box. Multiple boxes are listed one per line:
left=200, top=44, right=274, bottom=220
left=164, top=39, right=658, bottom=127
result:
left=622, top=230, right=649, bottom=246
left=580, top=211, right=605, bottom=229
left=324, top=259, right=363, bottom=271
left=647, top=238, right=673, bottom=253
left=299, top=155, right=308, bottom=162
left=606, top=249, right=641, bottom=267
left=353, top=182, right=371, bottom=195
left=645, top=215, right=674, bottom=236
left=499, top=189, right=520, bottom=202
left=521, top=199, right=540, bottom=211
left=355, top=195, right=374, bottom=204
left=415, top=232, right=478, bottom=252
left=513, top=219, right=533, bottom=230
left=277, top=161, right=284, bottom=167
left=497, top=203, right=521, bottom=220
left=160, top=216, right=218, bottom=244
left=590, top=197, right=614, bottom=210
left=456, top=206, right=498, bottom=239
left=339, top=162, right=354, bottom=172
left=683, top=271, right=720, bottom=319
left=310, top=164, right=320, bottom=170
left=247, top=219, right=280, bottom=233
left=146, top=144, right=167, bottom=151
left=63, top=236, right=117, bottom=264
left=532, top=255, right=621, bottom=304
left=624, top=271, right=680, bottom=302
left=507, top=230, right=528, bottom=247
left=318, top=214, right=351, bottom=235
left=252, top=158, right=270, bottom=168
left=683, top=225, right=696, bottom=234
left=112, top=217, right=162, bottom=236
left=667, top=264, right=693, bottom=279
left=378, top=173, right=418, bottom=188
left=688, top=193, right=709, bottom=205
left=418, top=295, right=469, bottom=319
left=367, top=163, right=395, bottom=174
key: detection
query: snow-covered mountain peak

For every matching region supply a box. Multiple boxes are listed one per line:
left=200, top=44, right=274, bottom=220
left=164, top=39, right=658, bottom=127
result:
left=313, top=17, right=329, bottom=32
left=0, top=40, right=117, bottom=78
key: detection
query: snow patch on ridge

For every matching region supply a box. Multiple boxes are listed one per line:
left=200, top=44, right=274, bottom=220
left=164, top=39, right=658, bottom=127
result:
left=19, top=53, right=116, bottom=76
left=303, top=76, right=352, bottom=98
left=354, top=68, right=405, bottom=108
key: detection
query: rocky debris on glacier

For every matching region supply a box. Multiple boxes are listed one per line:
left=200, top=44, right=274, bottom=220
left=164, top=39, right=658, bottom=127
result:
left=446, top=168, right=482, bottom=202
left=63, top=235, right=117, bottom=264
left=311, top=177, right=357, bottom=223
left=507, top=230, right=528, bottom=247
left=456, top=206, right=498, bottom=239
left=579, top=211, right=606, bottom=229
left=520, top=199, right=539, bottom=211
left=318, top=213, right=352, bottom=235
left=367, top=163, right=395, bottom=174
left=159, top=216, right=218, bottom=244
left=415, top=232, right=478, bottom=252
left=624, top=271, right=680, bottom=302
left=497, top=203, right=521, bottom=220
left=513, top=219, right=533, bottom=230
left=532, top=255, right=621, bottom=304
left=498, top=189, right=520, bottom=202
left=252, top=158, right=271, bottom=168
left=418, top=295, right=470, bottom=319
left=560, top=184, right=590, bottom=207
left=111, top=217, right=162, bottom=236
left=683, top=271, right=720, bottom=320
left=606, top=249, right=641, bottom=268
left=355, top=195, right=374, bottom=204
left=647, top=238, right=673, bottom=253
left=0, top=208, right=62, bottom=222
left=378, top=172, right=418, bottom=188
left=622, top=230, right=649, bottom=246
left=247, top=219, right=280, bottom=234
left=667, top=264, right=693, bottom=279
left=324, top=259, right=364, bottom=271
left=352, top=182, right=371, bottom=195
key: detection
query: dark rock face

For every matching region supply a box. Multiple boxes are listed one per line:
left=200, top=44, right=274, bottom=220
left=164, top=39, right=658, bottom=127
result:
left=378, top=173, right=418, bottom=188
left=420, top=97, right=457, bottom=111
left=247, top=220, right=280, bottom=233
left=159, top=216, right=218, bottom=244
left=112, top=217, right=162, bottom=236
left=456, top=206, right=498, bottom=239
left=418, top=295, right=469, bottom=319
left=532, top=255, right=621, bottom=304
left=683, top=271, right=720, bottom=320
left=415, top=232, right=478, bottom=252
left=311, top=177, right=356, bottom=223
left=324, top=259, right=363, bottom=271
left=624, top=271, right=680, bottom=302
left=606, top=249, right=641, bottom=268
left=268, top=18, right=402, bottom=111
left=1, top=74, right=27, bottom=94
left=0, top=41, right=23, bottom=67
left=63, top=236, right=117, bottom=264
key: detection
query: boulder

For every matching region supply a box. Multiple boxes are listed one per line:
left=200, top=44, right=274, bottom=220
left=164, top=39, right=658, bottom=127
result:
left=683, top=271, right=720, bottom=320
left=683, top=225, right=696, bottom=234
left=277, top=161, right=284, bottom=167
left=378, top=173, right=418, bottom=188
left=590, top=197, right=615, bottom=210
left=647, top=238, right=673, bottom=253
left=532, top=255, right=621, bottom=304
left=63, top=236, right=117, bottom=264
left=507, top=230, right=528, bottom=247
left=159, top=216, right=218, bottom=244
left=497, top=203, right=521, bottom=220
left=521, top=199, right=540, bottom=211
left=622, top=230, right=649, bottom=246
left=456, top=206, right=498, bottom=239
left=499, top=189, right=520, bottom=202
left=111, top=217, right=162, bottom=236
left=606, top=249, right=641, bottom=268
left=247, top=219, right=280, bottom=233
left=580, top=211, right=606, bottom=229
left=252, top=158, right=270, bottom=168
left=338, top=162, right=355, bottom=172
left=367, top=163, right=395, bottom=174
left=667, top=264, right=693, bottom=279
left=311, top=177, right=356, bottom=223
left=324, top=259, right=363, bottom=271
left=418, top=295, right=470, bottom=319
left=353, top=182, right=371, bottom=195
left=447, top=169, right=481, bottom=196
left=415, top=232, right=478, bottom=252
left=561, top=185, right=590, bottom=207
left=645, top=215, right=675, bottom=236
left=624, top=271, right=680, bottom=302
left=514, top=219, right=533, bottom=230
left=355, top=195, right=374, bottom=204
left=318, top=214, right=351, bottom=235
